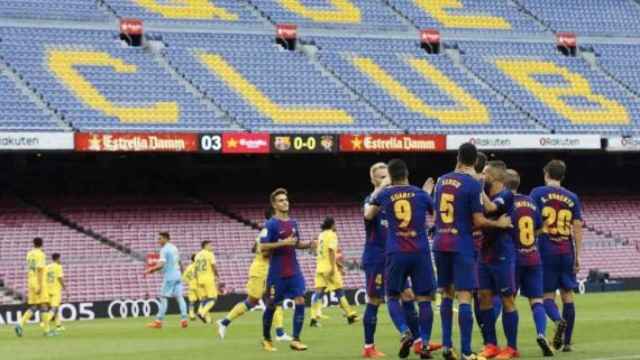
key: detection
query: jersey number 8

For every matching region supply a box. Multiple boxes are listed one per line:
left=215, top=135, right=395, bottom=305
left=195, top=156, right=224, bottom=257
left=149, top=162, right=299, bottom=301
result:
left=518, top=216, right=535, bottom=247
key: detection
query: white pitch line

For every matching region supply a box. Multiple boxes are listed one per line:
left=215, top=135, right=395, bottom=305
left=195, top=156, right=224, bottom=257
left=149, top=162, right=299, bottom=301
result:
left=584, top=356, right=640, bottom=360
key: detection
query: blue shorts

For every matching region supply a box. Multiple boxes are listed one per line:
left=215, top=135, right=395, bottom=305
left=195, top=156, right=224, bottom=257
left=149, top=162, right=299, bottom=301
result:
left=266, top=273, right=306, bottom=304
left=161, top=279, right=183, bottom=298
left=542, top=254, right=577, bottom=293
left=478, top=259, right=516, bottom=297
left=434, top=251, right=478, bottom=291
left=364, top=262, right=386, bottom=299
left=516, top=265, right=543, bottom=299
left=386, top=252, right=435, bottom=297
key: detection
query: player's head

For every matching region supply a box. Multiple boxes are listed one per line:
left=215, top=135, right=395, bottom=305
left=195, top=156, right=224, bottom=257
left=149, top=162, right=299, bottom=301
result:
left=544, top=159, right=566, bottom=184
left=191, top=254, right=196, bottom=262
left=270, top=188, right=289, bottom=215
left=457, top=143, right=478, bottom=168
left=52, top=253, right=61, bottom=263
left=475, top=151, right=488, bottom=175
left=369, top=162, right=388, bottom=188
left=321, top=216, right=336, bottom=231
left=264, top=207, right=274, bottom=220
left=387, top=159, right=409, bottom=184
left=483, top=160, right=507, bottom=186
left=158, top=232, right=170, bottom=246
left=201, top=240, right=212, bottom=251
left=505, top=169, right=520, bottom=192
left=33, top=237, right=43, bottom=248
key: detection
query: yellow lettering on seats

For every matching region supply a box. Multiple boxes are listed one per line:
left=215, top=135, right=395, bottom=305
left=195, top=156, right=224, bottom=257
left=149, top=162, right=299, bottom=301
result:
left=199, top=53, right=352, bottom=125
left=48, top=50, right=179, bottom=124
left=133, top=0, right=238, bottom=20
left=412, top=0, right=510, bottom=29
left=279, top=0, right=361, bottom=23
left=351, top=55, right=489, bottom=124
left=495, top=59, right=629, bottom=124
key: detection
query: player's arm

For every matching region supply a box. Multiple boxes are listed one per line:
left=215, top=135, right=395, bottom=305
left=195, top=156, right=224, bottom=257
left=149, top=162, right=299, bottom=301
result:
left=482, top=192, right=499, bottom=213
left=145, top=253, right=165, bottom=274
left=36, top=266, right=44, bottom=294
left=58, top=276, right=66, bottom=291
left=473, top=213, right=512, bottom=229
left=573, top=219, right=583, bottom=273
left=328, top=248, right=337, bottom=276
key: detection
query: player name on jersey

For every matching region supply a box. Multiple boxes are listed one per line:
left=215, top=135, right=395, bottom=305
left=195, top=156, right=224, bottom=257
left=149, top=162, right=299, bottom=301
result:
left=75, top=133, right=198, bottom=152
left=340, top=134, right=445, bottom=152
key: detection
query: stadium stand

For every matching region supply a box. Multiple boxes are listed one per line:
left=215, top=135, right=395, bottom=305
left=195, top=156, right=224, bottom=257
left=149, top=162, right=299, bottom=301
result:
left=386, top=0, right=547, bottom=33
left=313, top=36, right=543, bottom=134
left=591, top=44, right=640, bottom=99
left=583, top=196, right=640, bottom=245
left=0, top=0, right=107, bottom=21
left=458, top=41, right=640, bottom=135
left=158, top=32, right=397, bottom=133
left=246, top=0, right=409, bottom=31
left=0, top=71, right=60, bottom=131
left=515, top=0, right=640, bottom=36
left=0, top=27, right=236, bottom=132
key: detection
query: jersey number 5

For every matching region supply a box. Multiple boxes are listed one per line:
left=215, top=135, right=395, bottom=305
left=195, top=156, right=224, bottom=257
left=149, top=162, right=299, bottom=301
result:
left=542, top=207, right=572, bottom=237
left=439, top=193, right=455, bottom=224
left=393, top=199, right=412, bottom=228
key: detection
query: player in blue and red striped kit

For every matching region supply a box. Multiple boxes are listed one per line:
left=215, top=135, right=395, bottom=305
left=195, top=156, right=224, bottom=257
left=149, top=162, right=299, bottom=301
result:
left=433, top=143, right=512, bottom=360
left=530, top=160, right=583, bottom=353
left=260, top=188, right=314, bottom=352
left=506, top=169, right=554, bottom=357
left=365, top=159, right=436, bottom=359
left=477, top=160, right=520, bottom=360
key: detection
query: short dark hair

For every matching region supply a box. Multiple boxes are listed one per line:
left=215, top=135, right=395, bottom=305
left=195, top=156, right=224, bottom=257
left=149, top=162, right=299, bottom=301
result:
left=191, top=254, right=196, bottom=262
left=544, top=160, right=566, bottom=181
left=486, top=160, right=507, bottom=182
left=321, top=216, right=335, bottom=230
left=270, top=188, right=288, bottom=204
left=33, top=237, right=43, bottom=248
left=264, top=207, right=274, bottom=220
left=475, top=152, right=488, bottom=174
left=457, top=143, right=478, bottom=166
left=505, top=169, right=520, bottom=191
left=387, top=159, right=408, bottom=182
left=201, top=240, right=211, bottom=249
left=159, top=232, right=170, bottom=240
left=52, top=253, right=61, bottom=261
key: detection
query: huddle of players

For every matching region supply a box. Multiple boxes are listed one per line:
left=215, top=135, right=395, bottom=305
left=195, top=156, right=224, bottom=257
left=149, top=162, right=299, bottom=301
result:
left=361, top=142, right=581, bottom=360
left=14, top=237, right=66, bottom=337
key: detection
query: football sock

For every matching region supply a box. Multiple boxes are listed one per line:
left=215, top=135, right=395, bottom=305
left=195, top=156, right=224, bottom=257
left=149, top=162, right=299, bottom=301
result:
left=262, top=306, right=275, bottom=341
left=363, top=303, right=379, bottom=345
left=563, top=303, right=575, bottom=345
left=176, top=296, right=188, bottom=320
left=543, top=298, right=562, bottom=322
left=418, top=301, right=433, bottom=344
left=387, top=298, right=409, bottom=334
left=503, top=310, right=519, bottom=349
left=403, top=300, right=420, bottom=339
left=293, top=304, right=305, bottom=339
left=473, top=294, right=483, bottom=328
left=19, top=309, right=33, bottom=327
left=459, top=303, right=473, bottom=355
left=532, top=303, right=547, bottom=337
left=311, top=292, right=323, bottom=320
left=41, top=309, right=51, bottom=333
left=188, top=302, right=196, bottom=319
left=274, top=306, right=285, bottom=334
left=479, top=308, right=497, bottom=345
left=493, top=296, right=503, bottom=318
left=224, top=300, right=251, bottom=325
left=157, top=297, right=168, bottom=321
left=200, top=299, right=216, bottom=316
left=337, top=291, right=355, bottom=317
left=440, top=298, right=453, bottom=348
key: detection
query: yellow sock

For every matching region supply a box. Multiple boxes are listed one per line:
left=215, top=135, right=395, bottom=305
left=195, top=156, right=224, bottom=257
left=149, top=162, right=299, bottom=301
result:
left=54, top=311, right=62, bottom=327
left=188, top=306, right=196, bottom=319
left=311, top=301, right=322, bottom=320
left=339, top=297, right=355, bottom=316
left=41, top=311, right=51, bottom=333
left=200, top=299, right=216, bottom=315
left=227, top=302, right=249, bottom=322
left=19, top=309, right=33, bottom=327
left=273, top=306, right=284, bottom=329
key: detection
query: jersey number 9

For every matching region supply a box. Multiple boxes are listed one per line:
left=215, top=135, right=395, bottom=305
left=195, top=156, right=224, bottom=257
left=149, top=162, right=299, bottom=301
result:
left=542, top=207, right=572, bottom=238
left=393, top=199, right=412, bottom=228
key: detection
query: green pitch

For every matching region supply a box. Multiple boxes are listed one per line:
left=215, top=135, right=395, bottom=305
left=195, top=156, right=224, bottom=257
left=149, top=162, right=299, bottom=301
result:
left=2, top=292, right=640, bottom=360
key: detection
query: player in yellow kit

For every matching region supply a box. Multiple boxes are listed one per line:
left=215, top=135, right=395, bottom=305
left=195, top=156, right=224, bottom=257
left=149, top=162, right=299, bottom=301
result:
left=15, top=237, right=54, bottom=337
left=218, top=209, right=291, bottom=341
left=182, top=254, right=199, bottom=321
left=310, top=217, right=358, bottom=327
left=46, top=253, right=66, bottom=332
left=195, top=241, right=219, bottom=324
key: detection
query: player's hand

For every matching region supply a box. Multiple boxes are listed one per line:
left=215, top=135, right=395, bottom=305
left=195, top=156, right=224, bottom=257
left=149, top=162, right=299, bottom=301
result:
left=281, top=237, right=297, bottom=247
left=423, top=177, right=435, bottom=194
left=496, top=214, right=513, bottom=228
left=574, top=258, right=580, bottom=274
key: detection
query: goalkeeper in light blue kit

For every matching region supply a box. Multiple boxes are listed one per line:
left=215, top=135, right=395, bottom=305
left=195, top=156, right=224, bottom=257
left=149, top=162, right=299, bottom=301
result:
left=145, top=232, right=189, bottom=329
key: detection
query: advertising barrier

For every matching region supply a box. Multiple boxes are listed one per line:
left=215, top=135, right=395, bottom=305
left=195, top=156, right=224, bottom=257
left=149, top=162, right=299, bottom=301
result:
left=340, top=134, right=446, bottom=152
left=446, top=134, right=602, bottom=150
left=75, top=133, right=198, bottom=152
left=0, top=132, right=74, bottom=150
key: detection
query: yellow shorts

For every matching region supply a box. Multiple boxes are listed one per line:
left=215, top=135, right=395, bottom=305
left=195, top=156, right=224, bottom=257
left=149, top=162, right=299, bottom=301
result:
left=246, top=276, right=266, bottom=299
left=187, top=288, right=199, bottom=303
left=197, top=282, right=218, bottom=299
left=27, top=286, right=49, bottom=305
left=48, top=293, right=62, bottom=307
left=314, top=271, right=344, bottom=292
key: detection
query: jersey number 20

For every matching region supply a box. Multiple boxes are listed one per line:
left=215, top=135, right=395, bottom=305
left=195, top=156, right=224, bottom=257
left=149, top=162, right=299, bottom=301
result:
left=542, top=207, right=572, bottom=237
